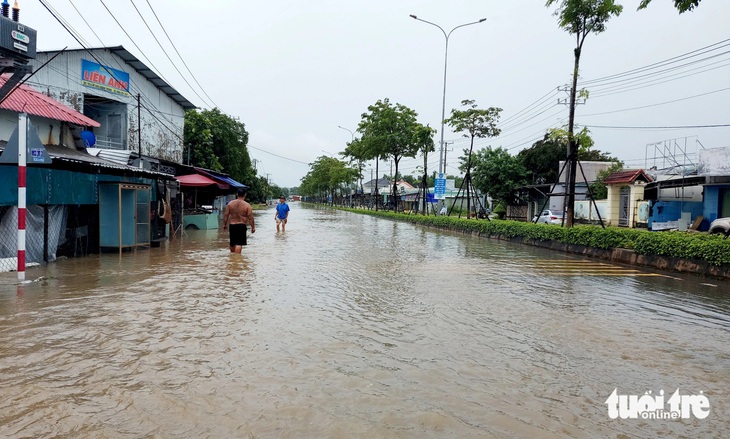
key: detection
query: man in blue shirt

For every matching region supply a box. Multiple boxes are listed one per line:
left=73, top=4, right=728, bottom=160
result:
left=275, top=196, right=290, bottom=232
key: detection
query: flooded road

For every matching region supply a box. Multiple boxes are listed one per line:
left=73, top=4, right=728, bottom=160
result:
left=1, top=204, right=729, bottom=438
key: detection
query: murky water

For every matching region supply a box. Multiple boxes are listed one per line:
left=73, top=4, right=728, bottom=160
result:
left=1, top=204, right=728, bottom=438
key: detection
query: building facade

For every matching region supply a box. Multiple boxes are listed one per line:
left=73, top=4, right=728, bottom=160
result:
left=27, top=46, right=196, bottom=163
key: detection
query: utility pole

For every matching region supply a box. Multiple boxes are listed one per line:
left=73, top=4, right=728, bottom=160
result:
left=265, top=173, right=271, bottom=200
left=442, top=141, right=454, bottom=172
left=558, top=85, right=586, bottom=226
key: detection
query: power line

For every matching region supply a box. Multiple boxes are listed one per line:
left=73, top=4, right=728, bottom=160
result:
left=580, top=38, right=730, bottom=86
left=587, top=123, right=730, bottom=130
left=97, top=0, right=175, bottom=91
left=39, top=0, right=187, bottom=144
left=247, top=144, right=311, bottom=165
left=143, top=0, right=219, bottom=110
left=582, top=87, right=730, bottom=117
left=128, top=0, right=213, bottom=109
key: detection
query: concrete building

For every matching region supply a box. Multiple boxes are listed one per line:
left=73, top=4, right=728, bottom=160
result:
left=27, top=46, right=196, bottom=163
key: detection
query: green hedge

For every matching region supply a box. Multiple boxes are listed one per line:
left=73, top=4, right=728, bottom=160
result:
left=338, top=207, right=730, bottom=266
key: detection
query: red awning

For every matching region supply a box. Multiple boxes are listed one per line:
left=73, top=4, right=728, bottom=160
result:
left=176, top=173, right=219, bottom=187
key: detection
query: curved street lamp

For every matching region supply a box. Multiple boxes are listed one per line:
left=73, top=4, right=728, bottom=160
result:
left=337, top=125, right=355, bottom=142
left=409, top=14, right=486, bottom=175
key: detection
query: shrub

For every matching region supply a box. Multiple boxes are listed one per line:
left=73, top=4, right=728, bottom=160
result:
left=336, top=205, right=730, bottom=266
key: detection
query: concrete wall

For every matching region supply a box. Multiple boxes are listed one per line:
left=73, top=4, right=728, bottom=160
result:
left=606, top=183, right=648, bottom=227
left=0, top=111, right=74, bottom=147
left=699, top=146, right=730, bottom=175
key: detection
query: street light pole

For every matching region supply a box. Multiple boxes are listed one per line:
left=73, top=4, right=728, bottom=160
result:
left=337, top=125, right=355, bottom=142
left=410, top=15, right=486, bottom=175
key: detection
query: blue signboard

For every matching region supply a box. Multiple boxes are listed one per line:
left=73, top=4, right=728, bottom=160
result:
left=434, top=173, right=446, bottom=200
left=81, top=59, right=130, bottom=95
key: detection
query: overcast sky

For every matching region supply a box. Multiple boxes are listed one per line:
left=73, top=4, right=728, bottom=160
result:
left=19, top=0, right=730, bottom=188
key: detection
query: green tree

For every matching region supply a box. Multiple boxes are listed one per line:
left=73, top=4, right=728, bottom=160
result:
left=445, top=99, right=502, bottom=216
left=545, top=0, right=623, bottom=226
left=518, top=134, right=565, bottom=184
left=184, top=109, right=253, bottom=182
left=184, top=108, right=263, bottom=200
left=549, top=126, right=618, bottom=161
left=342, top=138, right=368, bottom=194
left=444, top=100, right=502, bottom=153
left=414, top=123, right=437, bottom=212
left=358, top=98, right=432, bottom=211
left=637, top=0, right=701, bottom=13
left=588, top=161, right=624, bottom=199
left=469, top=147, right=529, bottom=204
left=299, top=155, right=358, bottom=205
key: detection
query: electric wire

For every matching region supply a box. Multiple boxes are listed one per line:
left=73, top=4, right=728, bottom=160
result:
left=38, top=0, right=183, bottom=140
left=96, top=0, right=175, bottom=91
left=128, top=0, right=213, bottom=109
left=143, top=0, right=219, bottom=110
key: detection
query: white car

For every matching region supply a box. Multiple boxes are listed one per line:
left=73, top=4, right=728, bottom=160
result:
left=533, top=209, right=565, bottom=225
left=708, top=217, right=730, bottom=235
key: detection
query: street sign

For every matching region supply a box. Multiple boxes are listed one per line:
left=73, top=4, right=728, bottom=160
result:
left=434, top=173, right=446, bottom=200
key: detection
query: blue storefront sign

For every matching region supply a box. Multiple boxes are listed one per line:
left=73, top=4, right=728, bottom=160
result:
left=81, top=59, right=130, bottom=95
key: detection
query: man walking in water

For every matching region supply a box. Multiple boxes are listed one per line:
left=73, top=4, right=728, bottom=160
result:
left=275, top=196, right=290, bottom=232
left=223, top=187, right=255, bottom=253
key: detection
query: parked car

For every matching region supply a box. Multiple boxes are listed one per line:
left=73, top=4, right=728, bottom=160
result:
left=533, top=209, right=565, bottom=225
left=708, top=217, right=730, bottom=235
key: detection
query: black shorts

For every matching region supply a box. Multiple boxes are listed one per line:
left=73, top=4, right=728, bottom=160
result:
left=229, top=223, right=247, bottom=246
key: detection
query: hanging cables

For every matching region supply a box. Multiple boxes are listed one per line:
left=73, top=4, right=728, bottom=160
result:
left=143, top=0, right=219, bottom=109
left=128, top=0, right=214, bottom=109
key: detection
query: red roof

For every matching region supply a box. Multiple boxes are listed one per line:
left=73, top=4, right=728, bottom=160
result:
left=603, top=169, right=653, bottom=185
left=0, top=75, right=100, bottom=127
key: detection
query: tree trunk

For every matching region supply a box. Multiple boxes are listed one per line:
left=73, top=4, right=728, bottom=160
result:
left=374, top=156, right=379, bottom=211
left=565, top=47, right=581, bottom=228
left=392, top=157, right=400, bottom=212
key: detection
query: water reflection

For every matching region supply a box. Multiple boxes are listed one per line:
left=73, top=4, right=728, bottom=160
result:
left=0, top=204, right=728, bottom=438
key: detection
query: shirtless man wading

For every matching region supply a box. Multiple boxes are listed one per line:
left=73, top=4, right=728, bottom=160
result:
left=222, top=187, right=255, bottom=253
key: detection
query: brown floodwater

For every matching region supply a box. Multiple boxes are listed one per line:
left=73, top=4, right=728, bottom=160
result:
left=1, top=204, right=728, bottom=438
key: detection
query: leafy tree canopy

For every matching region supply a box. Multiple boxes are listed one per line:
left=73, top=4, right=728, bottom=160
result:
left=589, top=161, right=624, bottom=199
left=546, top=0, right=624, bottom=44
left=299, top=155, right=358, bottom=203
left=358, top=98, right=434, bottom=210
left=183, top=108, right=255, bottom=186
left=469, top=146, right=529, bottom=203
left=518, top=134, right=566, bottom=184
left=444, top=100, right=502, bottom=144
left=637, top=0, right=701, bottom=13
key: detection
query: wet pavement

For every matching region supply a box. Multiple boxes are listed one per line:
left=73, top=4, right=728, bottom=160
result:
left=1, top=204, right=728, bottom=438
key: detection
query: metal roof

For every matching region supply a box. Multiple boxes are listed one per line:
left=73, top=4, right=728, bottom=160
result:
left=38, top=46, right=198, bottom=110
left=0, top=142, right=174, bottom=179
left=0, top=76, right=100, bottom=127
left=194, top=167, right=247, bottom=188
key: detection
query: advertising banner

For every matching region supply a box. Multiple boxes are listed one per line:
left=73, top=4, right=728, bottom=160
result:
left=81, top=59, right=130, bottom=95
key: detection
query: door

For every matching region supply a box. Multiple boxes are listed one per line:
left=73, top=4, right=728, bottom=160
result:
left=720, top=188, right=730, bottom=218
left=618, top=187, right=630, bottom=227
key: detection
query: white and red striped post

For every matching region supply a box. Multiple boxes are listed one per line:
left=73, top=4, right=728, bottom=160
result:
left=17, top=113, right=27, bottom=282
